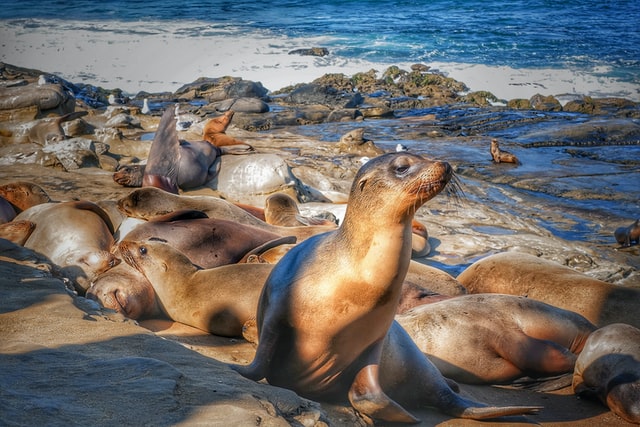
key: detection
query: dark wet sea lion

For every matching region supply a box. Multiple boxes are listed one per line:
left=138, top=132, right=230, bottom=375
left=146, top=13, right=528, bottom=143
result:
left=0, top=196, right=16, bottom=223
left=614, top=218, right=640, bottom=247
left=457, top=251, right=640, bottom=328
left=118, top=238, right=274, bottom=337
left=572, top=323, right=640, bottom=424
left=231, top=152, right=539, bottom=423
left=396, top=293, right=596, bottom=384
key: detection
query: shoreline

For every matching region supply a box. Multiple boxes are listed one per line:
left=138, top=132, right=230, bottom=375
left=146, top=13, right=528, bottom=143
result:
left=1, top=18, right=639, bottom=102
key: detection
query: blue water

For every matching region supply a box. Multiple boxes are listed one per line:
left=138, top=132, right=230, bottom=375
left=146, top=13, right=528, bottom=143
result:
left=2, top=0, right=639, bottom=86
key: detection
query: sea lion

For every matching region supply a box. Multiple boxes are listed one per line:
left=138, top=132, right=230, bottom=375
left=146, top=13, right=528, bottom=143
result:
left=27, top=111, right=88, bottom=145
left=263, top=192, right=337, bottom=227
left=16, top=200, right=118, bottom=293
left=572, top=323, right=640, bottom=424
left=614, top=218, right=640, bottom=247
left=457, top=251, right=640, bottom=328
left=118, top=238, right=274, bottom=337
left=113, top=108, right=252, bottom=192
left=396, top=294, right=597, bottom=385
left=0, top=220, right=36, bottom=245
left=88, top=209, right=294, bottom=319
left=117, top=187, right=335, bottom=241
left=490, top=138, right=520, bottom=164
left=0, top=181, right=51, bottom=213
left=231, top=152, right=539, bottom=423
left=203, top=110, right=254, bottom=151
left=0, top=196, right=16, bottom=223
left=410, top=219, right=430, bottom=257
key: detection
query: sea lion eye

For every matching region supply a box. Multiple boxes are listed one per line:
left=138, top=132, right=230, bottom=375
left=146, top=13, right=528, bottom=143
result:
left=139, top=246, right=147, bottom=256
left=395, top=164, right=411, bottom=175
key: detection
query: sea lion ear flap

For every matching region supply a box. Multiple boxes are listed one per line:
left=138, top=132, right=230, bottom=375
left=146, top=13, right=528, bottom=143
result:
left=358, top=178, right=367, bottom=192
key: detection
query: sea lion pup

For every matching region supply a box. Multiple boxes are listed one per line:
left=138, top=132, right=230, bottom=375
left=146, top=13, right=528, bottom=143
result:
left=118, top=238, right=274, bottom=337
left=614, top=218, right=640, bottom=247
left=202, top=110, right=254, bottom=151
left=396, top=294, right=597, bottom=385
left=16, top=200, right=118, bottom=293
left=116, top=187, right=335, bottom=242
left=490, top=138, right=520, bottom=164
left=230, top=152, right=539, bottom=423
left=264, top=192, right=338, bottom=227
left=0, top=181, right=51, bottom=213
left=113, top=108, right=251, bottom=193
left=457, top=251, right=640, bottom=329
left=572, top=323, right=640, bottom=424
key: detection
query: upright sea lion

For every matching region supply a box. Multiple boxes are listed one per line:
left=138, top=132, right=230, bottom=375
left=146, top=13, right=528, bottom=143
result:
left=396, top=294, right=596, bottom=384
left=16, top=200, right=118, bottom=293
left=231, top=152, right=539, bottom=423
left=116, top=187, right=335, bottom=241
left=490, top=138, right=520, bottom=164
left=457, top=251, right=640, bottom=328
left=202, top=110, right=254, bottom=151
left=0, top=181, right=51, bottom=213
left=572, top=323, right=640, bottom=424
left=614, top=218, right=640, bottom=247
left=118, top=238, right=274, bottom=337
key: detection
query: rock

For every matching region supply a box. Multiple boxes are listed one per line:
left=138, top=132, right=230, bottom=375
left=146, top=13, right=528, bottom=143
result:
left=213, top=97, right=270, bottom=114
left=174, top=77, right=269, bottom=102
left=507, top=98, right=533, bottom=109
left=530, top=93, right=562, bottom=111
left=105, top=113, right=142, bottom=129
left=285, top=83, right=364, bottom=109
left=288, top=47, right=329, bottom=57
left=38, top=137, right=107, bottom=171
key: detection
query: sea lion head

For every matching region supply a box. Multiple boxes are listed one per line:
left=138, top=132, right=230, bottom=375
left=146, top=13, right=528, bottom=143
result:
left=349, top=152, right=453, bottom=221
left=0, top=181, right=51, bottom=213
left=117, top=187, right=178, bottom=219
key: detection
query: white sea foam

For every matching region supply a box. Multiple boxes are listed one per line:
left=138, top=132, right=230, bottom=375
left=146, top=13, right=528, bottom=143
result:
left=1, top=18, right=638, bottom=102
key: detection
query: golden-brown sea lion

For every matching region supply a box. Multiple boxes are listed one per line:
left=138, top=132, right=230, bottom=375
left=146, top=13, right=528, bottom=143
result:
left=396, top=293, right=596, bottom=385
left=202, top=110, right=254, bottom=151
left=572, top=323, right=640, bottom=424
left=16, top=200, right=118, bottom=293
left=490, top=138, right=520, bottom=164
left=263, top=192, right=338, bottom=227
left=0, top=220, right=36, bottom=245
left=231, top=152, right=539, bottom=423
left=614, top=218, right=640, bottom=247
left=118, top=238, right=273, bottom=337
left=0, top=181, right=51, bottom=213
left=457, top=251, right=640, bottom=328
left=116, top=187, right=335, bottom=241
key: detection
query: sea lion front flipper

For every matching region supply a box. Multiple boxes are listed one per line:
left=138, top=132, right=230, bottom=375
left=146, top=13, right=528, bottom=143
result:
left=142, top=107, right=180, bottom=194
left=349, top=363, right=419, bottom=424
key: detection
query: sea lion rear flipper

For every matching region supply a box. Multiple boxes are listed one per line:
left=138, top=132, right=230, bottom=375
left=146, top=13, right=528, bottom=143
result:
left=142, top=107, right=180, bottom=194
left=349, top=363, right=419, bottom=424
left=219, top=144, right=255, bottom=155
left=239, top=235, right=297, bottom=263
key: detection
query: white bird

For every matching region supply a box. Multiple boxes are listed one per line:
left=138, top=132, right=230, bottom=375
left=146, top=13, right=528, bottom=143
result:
left=108, top=94, right=127, bottom=105
left=141, top=98, right=151, bottom=114
left=396, top=143, right=408, bottom=152
left=174, top=104, right=193, bottom=131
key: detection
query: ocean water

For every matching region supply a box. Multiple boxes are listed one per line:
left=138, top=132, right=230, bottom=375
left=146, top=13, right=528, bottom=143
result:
left=1, top=0, right=639, bottom=99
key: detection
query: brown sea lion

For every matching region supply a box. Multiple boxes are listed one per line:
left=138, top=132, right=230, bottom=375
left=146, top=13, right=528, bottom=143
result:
left=490, top=138, right=520, bottom=164
left=88, top=209, right=294, bottom=319
left=572, top=323, right=640, bottom=424
left=118, top=238, right=274, bottom=337
left=27, top=111, right=88, bottom=145
left=0, top=220, right=36, bottom=245
left=116, top=187, right=335, bottom=241
left=457, top=251, right=640, bottom=328
left=203, top=110, right=254, bottom=151
left=263, top=192, right=338, bottom=227
left=396, top=293, right=596, bottom=385
left=614, top=218, right=640, bottom=247
left=0, top=181, right=51, bottom=213
left=231, top=152, right=539, bottom=423
left=16, top=200, right=118, bottom=293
